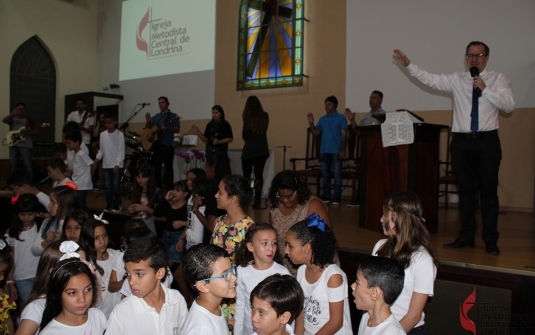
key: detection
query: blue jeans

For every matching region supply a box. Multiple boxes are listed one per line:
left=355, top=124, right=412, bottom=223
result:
left=320, top=153, right=342, bottom=199
left=16, top=277, right=35, bottom=305
left=104, top=168, right=123, bottom=208
left=162, top=230, right=184, bottom=263
left=10, top=146, right=33, bottom=177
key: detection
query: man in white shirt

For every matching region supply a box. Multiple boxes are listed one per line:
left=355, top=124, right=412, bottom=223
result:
left=345, top=90, right=387, bottom=127
left=393, top=41, right=515, bottom=255
left=65, top=98, right=94, bottom=146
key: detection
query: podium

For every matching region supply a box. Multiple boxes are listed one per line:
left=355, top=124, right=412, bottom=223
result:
left=359, top=123, right=447, bottom=233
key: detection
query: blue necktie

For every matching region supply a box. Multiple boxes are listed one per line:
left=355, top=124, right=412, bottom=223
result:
left=470, top=87, right=479, bottom=132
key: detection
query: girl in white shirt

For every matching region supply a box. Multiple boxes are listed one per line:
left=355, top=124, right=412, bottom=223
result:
left=39, top=258, right=106, bottom=335
left=79, top=218, right=123, bottom=318
left=285, top=214, right=353, bottom=335
left=32, top=184, right=79, bottom=257
left=6, top=194, right=46, bottom=308
left=233, top=223, right=291, bottom=335
left=373, top=191, right=438, bottom=334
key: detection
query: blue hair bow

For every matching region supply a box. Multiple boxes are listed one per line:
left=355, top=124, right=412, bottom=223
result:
left=305, top=213, right=326, bottom=232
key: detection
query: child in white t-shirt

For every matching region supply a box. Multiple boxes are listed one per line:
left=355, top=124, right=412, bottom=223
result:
left=285, top=214, right=353, bottom=335
left=250, top=274, right=304, bottom=335
left=64, top=131, right=95, bottom=216
left=106, top=236, right=187, bottom=334
left=353, top=257, right=406, bottom=335
left=233, top=223, right=290, bottom=335
left=182, top=244, right=236, bottom=335
left=47, top=158, right=72, bottom=188
left=39, top=258, right=106, bottom=335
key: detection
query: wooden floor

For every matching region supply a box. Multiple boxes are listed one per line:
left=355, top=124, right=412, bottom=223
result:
left=87, top=191, right=535, bottom=277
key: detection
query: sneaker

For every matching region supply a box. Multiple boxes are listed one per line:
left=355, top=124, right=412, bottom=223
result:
left=347, top=198, right=360, bottom=207
left=321, top=197, right=331, bottom=204
left=332, top=198, right=341, bottom=205
left=111, top=205, right=122, bottom=212
left=103, top=206, right=113, bottom=212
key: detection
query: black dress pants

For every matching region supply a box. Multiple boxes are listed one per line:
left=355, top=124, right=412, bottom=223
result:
left=450, top=133, right=501, bottom=244
left=152, top=142, right=174, bottom=191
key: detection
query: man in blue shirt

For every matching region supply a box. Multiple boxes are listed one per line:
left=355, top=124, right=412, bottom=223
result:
left=307, top=96, right=347, bottom=204
left=144, top=96, right=180, bottom=190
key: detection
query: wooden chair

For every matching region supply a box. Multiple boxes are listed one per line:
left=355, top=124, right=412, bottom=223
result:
left=438, top=127, right=458, bottom=207
left=290, top=127, right=322, bottom=196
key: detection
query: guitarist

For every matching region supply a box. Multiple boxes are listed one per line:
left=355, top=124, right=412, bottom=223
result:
left=65, top=98, right=94, bottom=150
left=2, top=102, right=38, bottom=177
left=144, top=96, right=180, bottom=191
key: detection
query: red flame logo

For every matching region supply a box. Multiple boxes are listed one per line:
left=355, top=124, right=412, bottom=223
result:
left=460, top=286, right=476, bottom=334
left=136, top=7, right=150, bottom=56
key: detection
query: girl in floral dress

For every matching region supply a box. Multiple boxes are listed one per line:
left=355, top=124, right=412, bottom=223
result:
left=211, top=174, right=254, bottom=333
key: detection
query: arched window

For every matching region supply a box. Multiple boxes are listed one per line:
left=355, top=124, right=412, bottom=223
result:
left=237, top=0, right=306, bottom=90
left=10, top=36, right=56, bottom=151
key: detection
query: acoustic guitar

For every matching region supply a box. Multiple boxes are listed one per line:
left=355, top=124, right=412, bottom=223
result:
left=3, top=123, right=51, bottom=146
left=141, top=116, right=180, bottom=150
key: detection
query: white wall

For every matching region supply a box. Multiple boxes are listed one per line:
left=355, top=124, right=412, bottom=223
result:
left=346, top=0, right=535, bottom=112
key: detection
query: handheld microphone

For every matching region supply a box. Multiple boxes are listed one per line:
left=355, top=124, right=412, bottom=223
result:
left=470, top=67, right=482, bottom=97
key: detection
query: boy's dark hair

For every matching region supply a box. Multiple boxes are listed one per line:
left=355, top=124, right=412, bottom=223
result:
left=65, top=130, right=82, bottom=144
left=53, top=142, right=67, bottom=154
left=250, top=274, right=304, bottom=323
left=359, top=256, right=405, bottom=305
left=62, top=121, right=80, bottom=135
left=123, top=236, right=168, bottom=282
left=325, top=95, right=338, bottom=108
left=6, top=169, right=35, bottom=187
left=103, top=112, right=118, bottom=121
left=48, top=157, right=67, bottom=173
left=288, top=219, right=337, bottom=269
left=125, top=227, right=154, bottom=248
left=182, top=244, right=229, bottom=289
left=121, top=218, right=147, bottom=238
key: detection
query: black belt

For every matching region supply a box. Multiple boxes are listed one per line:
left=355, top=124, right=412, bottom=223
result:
left=452, top=130, right=498, bottom=139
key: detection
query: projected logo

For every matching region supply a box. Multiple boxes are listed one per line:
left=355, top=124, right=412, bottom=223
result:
left=135, top=6, right=190, bottom=59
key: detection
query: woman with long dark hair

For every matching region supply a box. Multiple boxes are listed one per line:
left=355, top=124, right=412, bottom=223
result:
left=241, top=96, right=269, bottom=209
left=191, top=105, right=233, bottom=160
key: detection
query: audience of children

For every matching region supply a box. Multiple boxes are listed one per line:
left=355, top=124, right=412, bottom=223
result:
left=106, top=236, right=187, bottom=334
left=93, top=113, right=125, bottom=212
left=286, top=214, right=353, bottom=335
left=1, top=141, right=441, bottom=335
left=353, top=256, right=406, bottom=335
left=372, top=191, right=438, bottom=334
left=234, top=222, right=290, bottom=335
left=127, top=163, right=162, bottom=235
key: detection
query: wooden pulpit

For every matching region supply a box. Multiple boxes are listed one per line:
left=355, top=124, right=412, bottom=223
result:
left=358, top=123, right=447, bottom=233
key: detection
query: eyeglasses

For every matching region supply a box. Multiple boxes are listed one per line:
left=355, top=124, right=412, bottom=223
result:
left=466, top=53, right=487, bottom=59
left=194, top=264, right=236, bottom=287
left=276, top=190, right=297, bottom=201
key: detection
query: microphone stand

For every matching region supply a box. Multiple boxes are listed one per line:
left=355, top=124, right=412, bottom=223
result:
left=120, top=104, right=148, bottom=131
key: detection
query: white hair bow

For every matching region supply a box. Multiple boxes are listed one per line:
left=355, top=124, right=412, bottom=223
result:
left=94, top=212, right=109, bottom=224
left=0, top=239, right=7, bottom=251
left=59, top=241, right=81, bottom=261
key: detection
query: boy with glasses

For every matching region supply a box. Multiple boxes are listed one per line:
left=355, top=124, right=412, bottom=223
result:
left=182, top=244, right=237, bottom=335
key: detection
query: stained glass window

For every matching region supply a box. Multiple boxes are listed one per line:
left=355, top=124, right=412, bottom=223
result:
left=237, top=0, right=306, bottom=90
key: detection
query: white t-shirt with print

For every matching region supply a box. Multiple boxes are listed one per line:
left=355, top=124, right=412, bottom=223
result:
left=296, top=264, right=353, bottom=335
left=6, top=224, right=40, bottom=280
